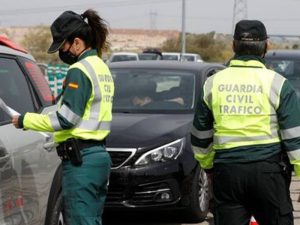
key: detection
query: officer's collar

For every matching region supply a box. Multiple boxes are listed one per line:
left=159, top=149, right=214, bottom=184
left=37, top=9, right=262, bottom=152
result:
left=78, top=49, right=97, bottom=61
left=234, top=54, right=265, bottom=64
left=229, top=55, right=266, bottom=68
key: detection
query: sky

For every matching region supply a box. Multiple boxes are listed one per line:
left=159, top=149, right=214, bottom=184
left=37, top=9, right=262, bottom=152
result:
left=1, top=0, right=300, bottom=36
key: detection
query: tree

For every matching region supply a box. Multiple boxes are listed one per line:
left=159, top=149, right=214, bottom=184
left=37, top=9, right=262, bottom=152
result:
left=21, top=26, right=59, bottom=64
left=161, top=32, right=233, bottom=63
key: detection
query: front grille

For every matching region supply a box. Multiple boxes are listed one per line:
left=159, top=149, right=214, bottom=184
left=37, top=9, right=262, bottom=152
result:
left=107, top=148, right=136, bottom=169
left=106, top=185, right=125, bottom=203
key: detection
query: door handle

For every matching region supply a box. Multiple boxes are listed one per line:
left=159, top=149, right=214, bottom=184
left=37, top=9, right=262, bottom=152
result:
left=0, top=147, right=10, bottom=165
left=0, top=146, right=6, bottom=156
left=43, top=142, right=58, bottom=152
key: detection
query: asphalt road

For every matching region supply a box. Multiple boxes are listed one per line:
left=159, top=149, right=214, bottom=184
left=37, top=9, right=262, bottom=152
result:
left=103, top=175, right=300, bottom=225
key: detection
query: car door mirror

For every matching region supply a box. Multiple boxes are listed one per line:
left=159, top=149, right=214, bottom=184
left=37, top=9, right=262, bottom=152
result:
left=206, top=67, right=225, bottom=77
left=207, top=69, right=218, bottom=77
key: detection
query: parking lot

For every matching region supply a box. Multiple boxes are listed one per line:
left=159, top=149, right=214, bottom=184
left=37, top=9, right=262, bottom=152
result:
left=104, top=175, right=300, bottom=225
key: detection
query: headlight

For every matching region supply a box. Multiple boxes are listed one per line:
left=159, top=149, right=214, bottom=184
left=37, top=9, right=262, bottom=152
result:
left=134, top=138, right=185, bottom=166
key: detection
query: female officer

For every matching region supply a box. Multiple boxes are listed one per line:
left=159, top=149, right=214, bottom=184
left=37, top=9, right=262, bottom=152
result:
left=12, top=9, right=114, bottom=225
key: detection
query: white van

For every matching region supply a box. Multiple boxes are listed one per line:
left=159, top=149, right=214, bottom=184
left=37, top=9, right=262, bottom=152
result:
left=162, top=52, right=181, bottom=61
left=181, top=53, right=203, bottom=62
left=108, top=52, right=139, bottom=63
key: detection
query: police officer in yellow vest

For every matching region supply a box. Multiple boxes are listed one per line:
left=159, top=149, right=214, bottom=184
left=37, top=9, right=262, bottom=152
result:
left=191, top=20, right=300, bottom=225
left=12, top=9, right=114, bottom=225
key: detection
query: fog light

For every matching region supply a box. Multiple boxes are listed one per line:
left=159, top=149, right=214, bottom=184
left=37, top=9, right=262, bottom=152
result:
left=161, top=192, right=171, bottom=200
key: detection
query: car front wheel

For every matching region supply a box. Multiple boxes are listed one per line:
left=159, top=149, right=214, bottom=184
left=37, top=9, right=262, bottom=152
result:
left=45, top=191, right=65, bottom=225
left=183, top=167, right=211, bottom=222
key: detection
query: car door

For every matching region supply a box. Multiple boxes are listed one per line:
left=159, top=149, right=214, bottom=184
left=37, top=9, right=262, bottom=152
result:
left=0, top=55, right=58, bottom=225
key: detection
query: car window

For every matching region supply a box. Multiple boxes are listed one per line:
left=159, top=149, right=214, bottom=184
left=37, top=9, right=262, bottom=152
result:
left=111, top=68, right=195, bottom=113
left=0, top=57, right=35, bottom=123
left=111, top=55, right=138, bottom=62
left=162, top=55, right=179, bottom=61
left=138, top=53, right=161, bottom=60
left=266, top=59, right=300, bottom=79
left=181, top=55, right=194, bottom=62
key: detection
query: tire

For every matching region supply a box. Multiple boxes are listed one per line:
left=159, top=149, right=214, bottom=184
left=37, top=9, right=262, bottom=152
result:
left=44, top=165, right=65, bottom=225
left=46, top=191, right=65, bottom=225
left=182, top=167, right=211, bottom=223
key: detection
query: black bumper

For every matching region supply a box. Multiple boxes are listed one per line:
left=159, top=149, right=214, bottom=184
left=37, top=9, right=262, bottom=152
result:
left=105, top=158, right=196, bottom=209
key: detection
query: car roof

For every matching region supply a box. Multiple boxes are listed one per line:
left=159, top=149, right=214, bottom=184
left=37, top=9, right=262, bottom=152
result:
left=265, top=49, right=300, bottom=59
left=0, top=44, right=34, bottom=60
left=108, top=60, right=223, bottom=71
left=182, top=53, right=200, bottom=56
left=162, top=52, right=181, bottom=55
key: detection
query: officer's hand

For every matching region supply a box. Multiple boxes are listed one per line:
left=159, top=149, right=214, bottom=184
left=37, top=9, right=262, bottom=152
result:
left=12, top=115, right=20, bottom=128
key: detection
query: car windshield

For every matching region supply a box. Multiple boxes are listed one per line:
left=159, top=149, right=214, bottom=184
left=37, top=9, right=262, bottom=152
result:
left=265, top=59, right=300, bottom=79
left=111, top=68, right=195, bottom=113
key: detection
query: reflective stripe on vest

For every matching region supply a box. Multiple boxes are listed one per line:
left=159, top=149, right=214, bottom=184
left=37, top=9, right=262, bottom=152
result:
left=192, top=143, right=213, bottom=154
left=58, top=104, right=81, bottom=125
left=287, top=148, right=300, bottom=160
left=49, top=112, right=62, bottom=131
left=191, top=126, right=213, bottom=139
left=281, top=126, right=300, bottom=140
left=204, top=63, right=285, bottom=149
left=49, top=61, right=111, bottom=132
left=53, top=56, right=113, bottom=142
left=76, top=59, right=111, bottom=131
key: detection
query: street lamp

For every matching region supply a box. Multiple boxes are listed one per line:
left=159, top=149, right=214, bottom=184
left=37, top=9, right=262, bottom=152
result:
left=181, top=0, right=186, bottom=56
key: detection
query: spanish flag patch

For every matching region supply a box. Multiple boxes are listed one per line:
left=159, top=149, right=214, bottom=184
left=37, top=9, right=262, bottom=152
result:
left=68, top=82, right=79, bottom=89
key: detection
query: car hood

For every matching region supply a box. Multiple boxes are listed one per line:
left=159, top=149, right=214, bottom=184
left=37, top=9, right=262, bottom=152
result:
left=106, top=113, right=192, bottom=149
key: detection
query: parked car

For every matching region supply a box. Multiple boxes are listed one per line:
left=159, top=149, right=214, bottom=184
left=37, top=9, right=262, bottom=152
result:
left=108, top=52, right=139, bottom=63
left=138, top=53, right=162, bottom=60
left=141, top=48, right=163, bottom=60
left=0, top=36, right=62, bottom=225
left=181, top=53, right=203, bottom=63
left=105, top=61, right=225, bottom=222
left=162, top=52, right=181, bottom=61
left=37, top=62, right=48, bottom=77
left=265, top=49, right=300, bottom=96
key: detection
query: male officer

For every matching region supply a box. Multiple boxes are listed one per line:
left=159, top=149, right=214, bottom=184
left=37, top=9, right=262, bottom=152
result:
left=191, top=20, right=300, bottom=225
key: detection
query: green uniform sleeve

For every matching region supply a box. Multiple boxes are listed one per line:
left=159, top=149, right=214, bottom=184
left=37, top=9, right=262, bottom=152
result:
left=277, top=80, right=300, bottom=177
left=20, top=67, right=92, bottom=132
left=58, top=68, right=92, bottom=129
left=191, top=82, right=215, bottom=170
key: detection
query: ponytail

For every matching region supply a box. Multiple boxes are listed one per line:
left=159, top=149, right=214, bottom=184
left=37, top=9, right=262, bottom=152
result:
left=66, top=9, right=109, bottom=57
left=81, top=9, right=109, bottom=56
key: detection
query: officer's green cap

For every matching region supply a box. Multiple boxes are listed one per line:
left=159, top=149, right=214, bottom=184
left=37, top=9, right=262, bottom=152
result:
left=48, top=11, right=85, bottom=53
left=234, top=20, right=268, bottom=41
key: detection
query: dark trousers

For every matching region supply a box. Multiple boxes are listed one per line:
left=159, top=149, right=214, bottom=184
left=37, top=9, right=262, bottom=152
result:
left=213, top=157, right=293, bottom=225
left=62, top=145, right=111, bottom=225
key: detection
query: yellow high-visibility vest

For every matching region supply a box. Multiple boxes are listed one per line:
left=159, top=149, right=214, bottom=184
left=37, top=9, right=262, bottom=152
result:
left=52, top=56, right=114, bottom=142
left=204, top=60, right=285, bottom=149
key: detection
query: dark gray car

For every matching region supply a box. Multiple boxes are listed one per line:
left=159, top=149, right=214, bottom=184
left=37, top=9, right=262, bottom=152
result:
left=105, top=61, right=225, bottom=222
left=0, top=37, right=62, bottom=225
left=265, top=49, right=300, bottom=96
